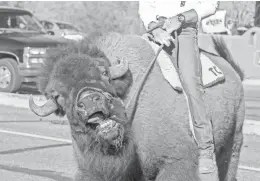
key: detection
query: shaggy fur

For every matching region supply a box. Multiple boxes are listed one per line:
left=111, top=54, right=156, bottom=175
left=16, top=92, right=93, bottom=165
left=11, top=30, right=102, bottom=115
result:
left=38, top=38, right=108, bottom=93
left=39, top=37, right=142, bottom=181
left=89, top=32, right=245, bottom=181
left=38, top=37, right=133, bottom=103
left=39, top=32, right=245, bottom=181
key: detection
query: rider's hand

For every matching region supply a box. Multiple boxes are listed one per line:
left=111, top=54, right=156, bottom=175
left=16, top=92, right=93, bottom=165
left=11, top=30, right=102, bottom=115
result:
left=151, top=28, right=174, bottom=47
left=162, top=16, right=182, bottom=34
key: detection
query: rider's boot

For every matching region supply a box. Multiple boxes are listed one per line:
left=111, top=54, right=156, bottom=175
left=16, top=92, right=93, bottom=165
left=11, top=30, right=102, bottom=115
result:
left=199, top=149, right=217, bottom=173
left=198, top=148, right=219, bottom=181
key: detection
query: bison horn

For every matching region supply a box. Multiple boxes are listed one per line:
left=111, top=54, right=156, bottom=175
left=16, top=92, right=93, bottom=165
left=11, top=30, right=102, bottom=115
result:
left=109, top=58, right=129, bottom=79
left=29, top=95, right=58, bottom=117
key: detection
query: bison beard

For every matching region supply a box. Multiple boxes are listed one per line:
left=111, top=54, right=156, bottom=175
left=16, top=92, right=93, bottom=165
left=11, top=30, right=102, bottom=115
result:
left=68, top=86, right=143, bottom=181
left=71, top=124, right=142, bottom=181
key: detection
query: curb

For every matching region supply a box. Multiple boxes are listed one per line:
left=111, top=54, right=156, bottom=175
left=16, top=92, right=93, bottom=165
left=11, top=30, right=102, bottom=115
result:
left=1, top=78, right=259, bottom=109
left=0, top=92, right=260, bottom=134
left=0, top=92, right=68, bottom=124
left=243, top=79, right=260, bottom=86
left=0, top=92, right=46, bottom=109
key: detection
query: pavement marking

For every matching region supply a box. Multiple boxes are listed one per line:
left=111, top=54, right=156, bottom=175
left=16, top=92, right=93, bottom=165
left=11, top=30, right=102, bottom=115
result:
left=0, top=129, right=72, bottom=144
left=1, top=129, right=260, bottom=173
left=239, top=165, right=260, bottom=172
left=245, top=119, right=260, bottom=126
left=243, top=120, right=260, bottom=136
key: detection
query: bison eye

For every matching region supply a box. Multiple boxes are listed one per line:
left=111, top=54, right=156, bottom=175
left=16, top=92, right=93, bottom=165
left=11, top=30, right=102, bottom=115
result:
left=78, top=102, right=84, bottom=108
left=102, top=71, right=108, bottom=76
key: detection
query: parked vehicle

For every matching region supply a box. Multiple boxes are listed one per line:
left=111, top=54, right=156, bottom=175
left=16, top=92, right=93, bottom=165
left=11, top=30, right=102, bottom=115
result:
left=40, top=19, right=86, bottom=41
left=0, top=6, right=67, bottom=92
left=201, top=10, right=231, bottom=35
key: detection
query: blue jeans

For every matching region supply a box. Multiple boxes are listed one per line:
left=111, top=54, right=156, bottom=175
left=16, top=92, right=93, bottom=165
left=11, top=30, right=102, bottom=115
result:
left=168, top=27, right=214, bottom=153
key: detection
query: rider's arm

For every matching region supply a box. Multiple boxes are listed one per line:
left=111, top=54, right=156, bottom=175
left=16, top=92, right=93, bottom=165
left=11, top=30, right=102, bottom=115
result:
left=179, top=1, right=219, bottom=26
left=139, top=0, right=157, bottom=29
left=193, top=1, right=219, bottom=21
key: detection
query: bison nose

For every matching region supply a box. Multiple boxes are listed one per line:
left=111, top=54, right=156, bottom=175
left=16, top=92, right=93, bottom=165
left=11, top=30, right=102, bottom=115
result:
left=85, top=122, right=99, bottom=130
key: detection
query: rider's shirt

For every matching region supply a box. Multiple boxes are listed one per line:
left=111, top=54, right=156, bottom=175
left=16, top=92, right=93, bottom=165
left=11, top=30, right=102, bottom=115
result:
left=139, top=1, right=219, bottom=29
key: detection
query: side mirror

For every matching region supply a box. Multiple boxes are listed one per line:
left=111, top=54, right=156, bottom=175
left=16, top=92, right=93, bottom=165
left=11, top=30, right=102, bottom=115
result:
left=47, top=31, right=55, bottom=35
left=242, top=27, right=260, bottom=46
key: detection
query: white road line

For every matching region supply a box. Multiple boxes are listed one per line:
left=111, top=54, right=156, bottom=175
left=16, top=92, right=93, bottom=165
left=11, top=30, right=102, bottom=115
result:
left=1, top=129, right=260, bottom=173
left=0, top=129, right=72, bottom=143
left=245, top=119, right=260, bottom=126
left=239, top=165, right=260, bottom=172
left=243, top=121, right=260, bottom=136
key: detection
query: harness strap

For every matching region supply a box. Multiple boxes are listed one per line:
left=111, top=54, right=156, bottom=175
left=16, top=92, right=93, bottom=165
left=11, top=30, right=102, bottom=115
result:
left=126, top=31, right=179, bottom=124
left=76, top=87, right=113, bottom=104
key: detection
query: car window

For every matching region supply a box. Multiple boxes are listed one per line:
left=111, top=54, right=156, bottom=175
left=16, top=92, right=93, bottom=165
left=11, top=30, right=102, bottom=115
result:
left=40, top=21, right=46, bottom=26
left=0, top=14, right=19, bottom=28
left=42, top=21, right=54, bottom=30
left=0, top=12, right=43, bottom=32
left=56, top=22, right=79, bottom=31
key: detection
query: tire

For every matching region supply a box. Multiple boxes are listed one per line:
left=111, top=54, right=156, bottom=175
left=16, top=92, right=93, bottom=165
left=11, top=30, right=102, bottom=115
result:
left=0, top=58, right=22, bottom=93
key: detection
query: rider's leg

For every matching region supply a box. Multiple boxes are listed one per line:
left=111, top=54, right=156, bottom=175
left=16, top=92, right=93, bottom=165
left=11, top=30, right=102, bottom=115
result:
left=175, top=27, right=216, bottom=174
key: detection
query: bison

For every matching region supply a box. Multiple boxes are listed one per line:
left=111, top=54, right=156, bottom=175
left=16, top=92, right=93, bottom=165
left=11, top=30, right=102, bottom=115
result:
left=29, top=32, right=245, bottom=181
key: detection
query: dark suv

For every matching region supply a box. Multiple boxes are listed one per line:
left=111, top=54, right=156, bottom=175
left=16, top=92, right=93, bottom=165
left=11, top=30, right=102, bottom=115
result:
left=0, top=6, right=67, bottom=92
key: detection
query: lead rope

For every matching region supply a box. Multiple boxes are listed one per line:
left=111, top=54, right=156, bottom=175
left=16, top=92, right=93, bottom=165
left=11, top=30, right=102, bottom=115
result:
left=126, top=28, right=179, bottom=124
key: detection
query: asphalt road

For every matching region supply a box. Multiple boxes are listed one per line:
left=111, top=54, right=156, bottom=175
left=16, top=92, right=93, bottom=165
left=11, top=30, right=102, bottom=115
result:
left=0, top=105, right=74, bottom=181
left=244, top=83, right=260, bottom=121
left=0, top=81, right=259, bottom=180
left=0, top=105, right=260, bottom=181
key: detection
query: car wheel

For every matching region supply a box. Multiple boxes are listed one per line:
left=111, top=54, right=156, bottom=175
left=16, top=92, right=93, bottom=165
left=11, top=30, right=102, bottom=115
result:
left=0, top=58, right=22, bottom=93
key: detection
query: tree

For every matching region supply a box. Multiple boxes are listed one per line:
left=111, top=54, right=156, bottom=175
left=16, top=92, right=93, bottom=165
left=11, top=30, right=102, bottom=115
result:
left=255, top=2, right=260, bottom=27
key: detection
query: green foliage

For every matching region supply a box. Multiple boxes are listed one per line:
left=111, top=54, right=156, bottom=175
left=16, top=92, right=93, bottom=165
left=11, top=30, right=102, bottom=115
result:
left=17, top=1, right=145, bottom=35
left=220, top=1, right=255, bottom=28
left=0, top=1, right=257, bottom=35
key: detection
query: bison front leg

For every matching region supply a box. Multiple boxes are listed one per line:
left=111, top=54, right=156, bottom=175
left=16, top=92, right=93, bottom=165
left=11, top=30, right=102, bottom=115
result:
left=155, top=160, right=200, bottom=181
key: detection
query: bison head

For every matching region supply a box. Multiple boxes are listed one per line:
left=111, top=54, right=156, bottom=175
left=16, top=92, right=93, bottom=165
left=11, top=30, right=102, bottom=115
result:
left=29, top=40, right=132, bottom=155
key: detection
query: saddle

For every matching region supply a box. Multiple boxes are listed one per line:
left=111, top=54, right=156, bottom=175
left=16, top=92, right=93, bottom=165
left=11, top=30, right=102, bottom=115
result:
left=142, top=34, right=225, bottom=92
